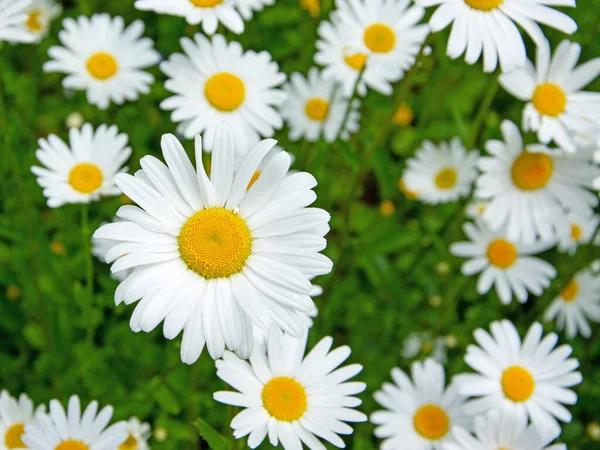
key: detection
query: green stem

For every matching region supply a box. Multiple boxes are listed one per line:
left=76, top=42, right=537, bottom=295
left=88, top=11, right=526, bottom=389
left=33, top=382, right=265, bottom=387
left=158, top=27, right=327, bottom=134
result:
left=468, top=76, right=500, bottom=149
left=334, top=63, right=366, bottom=142
left=81, top=203, right=95, bottom=345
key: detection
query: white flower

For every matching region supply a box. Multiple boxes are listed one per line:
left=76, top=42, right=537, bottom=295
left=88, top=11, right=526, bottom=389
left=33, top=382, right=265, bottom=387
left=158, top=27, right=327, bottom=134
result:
left=134, top=0, right=244, bottom=35
left=545, top=269, right=600, bottom=340
left=500, top=40, right=600, bottom=152
left=281, top=68, right=361, bottom=143
left=416, top=0, right=577, bottom=73
left=22, top=395, right=127, bottom=450
left=371, top=359, right=471, bottom=450
left=475, top=120, right=600, bottom=244
left=0, top=0, right=35, bottom=43
left=160, top=34, right=286, bottom=154
left=454, top=320, right=582, bottom=436
left=402, top=332, right=447, bottom=363
left=22, top=0, right=61, bottom=42
left=92, top=217, right=130, bottom=282
left=557, top=211, right=600, bottom=255
left=43, top=14, right=161, bottom=109
left=403, top=138, right=479, bottom=204
left=93, top=123, right=332, bottom=364
left=0, top=391, right=45, bottom=450
left=118, top=417, right=151, bottom=450
left=31, top=123, right=131, bottom=208
left=214, top=326, right=367, bottom=449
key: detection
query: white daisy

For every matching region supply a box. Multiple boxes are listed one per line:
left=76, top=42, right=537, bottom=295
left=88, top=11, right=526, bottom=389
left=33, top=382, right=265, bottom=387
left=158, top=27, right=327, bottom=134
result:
left=445, top=409, right=565, bottom=450
left=0, top=391, right=44, bottom=450
left=500, top=40, right=600, bottom=152
left=118, top=417, right=151, bottom=450
left=402, top=138, right=479, bottom=205
left=93, top=123, right=332, bottom=364
left=544, top=268, right=600, bottom=340
left=281, top=68, right=361, bottom=143
left=43, top=14, right=161, bottom=110
left=160, top=33, right=286, bottom=154
left=402, top=332, right=447, bottom=363
left=22, top=0, right=61, bottom=42
left=454, top=319, right=582, bottom=436
left=22, top=395, right=127, bottom=450
left=0, top=0, right=35, bottom=43
left=475, top=120, right=600, bottom=244
left=370, top=359, right=471, bottom=450
left=31, top=123, right=131, bottom=208
left=416, top=0, right=577, bottom=73
left=214, top=326, right=367, bottom=449
left=450, top=219, right=556, bottom=305
left=557, top=211, right=600, bottom=255
left=92, top=217, right=130, bottom=282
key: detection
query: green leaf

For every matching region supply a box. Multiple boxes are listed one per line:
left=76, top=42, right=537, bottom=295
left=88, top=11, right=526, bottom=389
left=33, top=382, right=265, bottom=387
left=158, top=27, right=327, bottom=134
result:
left=194, top=418, right=231, bottom=450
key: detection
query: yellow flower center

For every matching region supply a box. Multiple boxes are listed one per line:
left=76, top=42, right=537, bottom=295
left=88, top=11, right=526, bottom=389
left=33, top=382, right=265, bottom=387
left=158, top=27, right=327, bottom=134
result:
left=204, top=72, right=246, bottom=112
left=26, top=10, right=42, bottom=32
left=5, top=423, right=25, bottom=449
left=55, top=440, right=89, bottom=450
left=464, top=0, right=503, bottom=11
left=300, top=0, right=320, bottom=17
left=190, top=0, right=223, bottom=7
left=511, top=152, right=553, bottom=191
left=343, top=49, right=367, bottom=70
left=304, top=97, right=329, bottom=121
left=363, top=23, right=396, bottom=53
left=413, top=405, right=450, bottom=440
left=118, top=434, right=138, bottom=450
left=86, top=52, right=118, bottom=80
left=532, top=83, right=567, bottom=117
left=247, top=170, right=261, bottom=190
left=434, top=168, right=458, bottom=190
left=393, top=103, right=414, bottom=126
left=501, top=366, right=535, bottom=402
left=561, top=279, right=579, bottom=303
left=486, top=239, right=518, bottom=269
left=570, top=224, right=583, bottom=241
left=68, top=163, right=103, bottom=194
left=262, top=377, right=307, bottom=422
left=178, top=207, right=252, bottom=279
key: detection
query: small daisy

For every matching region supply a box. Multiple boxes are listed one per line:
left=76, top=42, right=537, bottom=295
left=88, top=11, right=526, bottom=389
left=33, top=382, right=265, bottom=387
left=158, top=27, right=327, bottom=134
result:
left=0, top=0, right=35, bottom=43
left=402, top=332, right=447, bottom=363
left=281, top=67, right=361, bottom=143
left=118, top=417, right=151, bottom=450
left=22, top=0, right=61, bottom=42
left=454, top=320, right=582, bottom=436
left=544, top=269, right=600, bottom=340
left=416, top=0, right=577, bottom=73
left=93, top=124, right=332, bottom=364
left=31, top=123, right=131, bottom=208
left=371, top=359, right=471, bottom=450
left=475, top=120, right=600, bottom=244
left=557, top=211, right=600, bottom=255
left=402, top=138, right=479, bottom=205
left=465, top=199, right=489, bottom=220
left=160, top=33, right=286, bottom=154
left=44, top=14, right=161, bottom=109
left=450, top=219, right=556, bottom=304
left=214, top=326, right=367, bottom=449
left=0, top=391, right=45, bottom=450
left=92, top=217, right=130, bottom=282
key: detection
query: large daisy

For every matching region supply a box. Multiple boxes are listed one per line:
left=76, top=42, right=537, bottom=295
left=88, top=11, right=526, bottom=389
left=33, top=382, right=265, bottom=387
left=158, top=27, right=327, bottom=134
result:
left=371, top=359, right=470, bottom=450
left=416, top=0, right=577, bottom=73
left=31, top=123, right=131, bottom=208
left=557, top=211, right=599, bottom=255
left=454, top=320, right=582, bottom=436
left=22, top=0, right=61, bottom=42
left=43, top=14, right=161, bottom=109
left=402, top=138, right=479, bottom=204
left=160, top=33, right=286, bottom=154
left=214, top=326, right=367, bottom=449
left=92, top=217, right=130, bottom=282
left=93, top=124, right=332, bottom=364
left=118, top=417, right=151, bottom=450
left=0, top=0, right=35, bottom=43
left=280, top=67, right=361, bottom=143
left=0, top=391, right=45, bottom=450
left=475, top=120, right=599, bottom=244
left=450, top=219, right=556, bottom=305
left=500, top=40, right=600, bottom=152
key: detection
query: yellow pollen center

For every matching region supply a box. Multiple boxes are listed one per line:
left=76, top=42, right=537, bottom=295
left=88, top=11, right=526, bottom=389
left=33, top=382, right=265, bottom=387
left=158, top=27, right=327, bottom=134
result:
left=86, top=52, right=118, bottom=80
left=305, top=97, right=329, bottom=121
left=413, top=405, right=450, bottom=440
left=178, top=207, right=252, bottom=279
left=532, top=83, right=567, bottom=117
left=393, top=103, right=414, bottom=126
left=501, top=366, right=535, bottom=402
left=118, top=434, right=138, bottom=450
left=343, top=50, right=368, bottom=70
left=68, top=163, right=103, bottom=194
left=511, top=152, right=553, bottom=191
left=5, top=423, right=25, bottom=449
left=190, top=0, right=223, bottom=7
left=464, top=0, right=503, bottom=10
left=26, top=10, right=42, bottom=32
left=487, top=239, right=518, bottom=269
left=247, top=170, right=261, bottom=190
left=380, top=200, right=395, bottom=216
left=204, top=72, right=246, bottom=112
left=570, top=224, right=583, bottom=241
left=262, top=377, right=307, bottom=422
left=55, top=440, right=89, bottom=450
left=363, top=23, right=396, bottom=53
left=561, top=279, right=579, bottom=303
left=434, top=168, right=458, bottom=189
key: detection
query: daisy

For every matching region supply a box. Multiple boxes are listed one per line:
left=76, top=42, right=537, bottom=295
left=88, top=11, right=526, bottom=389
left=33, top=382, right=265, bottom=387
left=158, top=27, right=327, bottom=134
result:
left=93, top=124, right=332, bottom=364
left=446, top=409, right=565, bottom=450
left=22, top=395, right=127, bottom=450
left=43, top=14, right=161, bottom=110
left=454, top=320, right=582, bottom=436
left=92, top=217, right=131, bottom=282
left=450, top=219, right=556, bottom=304
left=416, top=0, right=577, bottom=73
left=0, top=0, right=35, bottom=43
left=475, top=120, right=599, bottom=244
left=402, top=138, right=479, bottom=204
left=402, top=332, right=447, bottom=363
left=31, top=123, right=131, bottom=208
left=557, top=211, right=600, bottom=255
left=544, top=269, right=600, bottom=339
left=0, top=391, right=44, bottom=450
left=280, top=68, right=361, bottom=143
left=160, top=33, right=286, bottom=154
left=22, top=0, right=61, bottom=42
left=371, top=359, right=471, bottom=450
left=214, top=326, right=367, bottom=449
left=118, top=417, right=151, bottom=450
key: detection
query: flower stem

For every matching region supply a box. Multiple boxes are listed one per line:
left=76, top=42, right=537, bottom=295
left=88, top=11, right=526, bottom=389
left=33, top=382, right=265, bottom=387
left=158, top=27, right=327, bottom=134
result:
left=81, top=202, right=95, bottom=345
left=333, top=63, right=366, bottom=142
left=468, top=75, right=500, bottom=150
